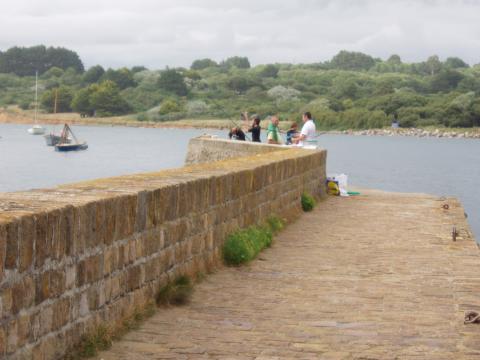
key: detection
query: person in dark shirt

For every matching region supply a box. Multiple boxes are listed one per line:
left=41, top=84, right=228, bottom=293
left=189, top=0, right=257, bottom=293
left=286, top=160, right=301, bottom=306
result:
left=228, top=127, right=246, bottom=141
left=248, top=115, right=261, bottom=142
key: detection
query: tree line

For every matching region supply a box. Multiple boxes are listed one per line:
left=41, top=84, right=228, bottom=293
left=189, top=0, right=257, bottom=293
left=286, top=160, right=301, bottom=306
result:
left=1, top=45, right=480, bottom=128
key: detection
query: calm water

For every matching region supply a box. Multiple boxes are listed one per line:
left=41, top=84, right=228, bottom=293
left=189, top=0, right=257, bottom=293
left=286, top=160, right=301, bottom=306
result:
left=0, top=124, right=479, bottom=238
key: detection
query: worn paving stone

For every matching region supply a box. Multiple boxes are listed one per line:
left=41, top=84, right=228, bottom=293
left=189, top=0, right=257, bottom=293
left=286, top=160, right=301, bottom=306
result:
left=97, top=190, right=480, bottom=359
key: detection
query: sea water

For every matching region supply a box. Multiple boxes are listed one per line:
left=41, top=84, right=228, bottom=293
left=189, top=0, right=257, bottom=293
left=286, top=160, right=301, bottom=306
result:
left=0, top=124, right=479, bottom=239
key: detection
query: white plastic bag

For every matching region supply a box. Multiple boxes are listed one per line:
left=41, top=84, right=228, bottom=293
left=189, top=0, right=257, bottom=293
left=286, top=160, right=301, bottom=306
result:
left=328, top=174, right=349, bottom=197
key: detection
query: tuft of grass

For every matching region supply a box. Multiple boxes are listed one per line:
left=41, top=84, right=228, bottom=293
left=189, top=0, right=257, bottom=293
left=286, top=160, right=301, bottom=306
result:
left=223, top=225, right=273, bottom=265
left=156, top=276, right=194, bottom=306
left=266, top=215, right=285, bottom=234
left=72, top=325, right=112, bottom=359
left=66, top=302, right=157, bottom=359
left=301, top=192, right=316, bottom=212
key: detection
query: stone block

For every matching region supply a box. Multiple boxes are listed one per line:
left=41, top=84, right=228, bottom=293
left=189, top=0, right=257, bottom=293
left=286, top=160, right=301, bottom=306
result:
left=35, top=271, right=50, bottom=305
left=52, top=297, right=71, bottom=330
left=94, top=199, right=107, bottom=246
left=17, top=216, right=35, bottom=272
left=152, top=188, right=166, bottom=225
left=34, top=212, right=49, bottom=268
left=0, top=325, right=5, bottom=357
left=72, top=206, right=86, bottom=256
left=165, top=185, right=180, bottom=221
left=103, top=247, right=114, bottom=275
left=87, top=254, right=104, bottom=283
left=12, top=275, right=35, bottom=314
left=65, top=266, right=76, bottom=290
left=144, top=258, right=160, bottom=282
left=49, top=269, right=66, bottom=298
left=196, top=178, right=210, bottom=212
left=84, top=202, right=98, bottom=249
left=1, top=288, right=12, bottom=319
left=6, top=318, right=17, bottom=354
left=128, top=238, right=136, bottom=263
left=39, top=305, right=53, bottom=336
left=62, top=205, right=75, bottom=257
left=127, top=264, right=143, bottom=292
left=178, top=182, right=189, bottom=218
left=134, top=191, right=148, bottom=233
left=5, top=220, right=18, bottom=270
left=0, top=224, right=5, bottom=282
left=16, top=312, right=31, bottom=347
left=104, top=198, right=116, bottom=245
left=123, top=194, right=137, bottom=239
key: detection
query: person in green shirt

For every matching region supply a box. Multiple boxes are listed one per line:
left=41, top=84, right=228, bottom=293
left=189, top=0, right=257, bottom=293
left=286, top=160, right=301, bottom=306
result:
left=267, top=116, right=281, bottom=144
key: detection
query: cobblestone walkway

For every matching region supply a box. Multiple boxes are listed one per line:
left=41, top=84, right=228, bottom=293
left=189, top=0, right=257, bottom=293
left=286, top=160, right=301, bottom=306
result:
left=97, top=190, right=480, bottom=359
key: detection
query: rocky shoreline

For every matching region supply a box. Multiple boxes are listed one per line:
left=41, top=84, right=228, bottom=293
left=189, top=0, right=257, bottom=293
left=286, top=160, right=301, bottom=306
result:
left=323, top=128, right=480, bottom=139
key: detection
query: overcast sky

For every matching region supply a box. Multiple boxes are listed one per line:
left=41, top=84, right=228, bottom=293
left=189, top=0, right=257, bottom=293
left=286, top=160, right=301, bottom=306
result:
left=1, top=0, right=480, bottom=69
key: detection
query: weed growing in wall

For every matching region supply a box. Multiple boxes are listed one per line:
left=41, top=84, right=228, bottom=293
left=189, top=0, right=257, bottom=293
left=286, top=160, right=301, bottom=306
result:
left=156, top=276, right=194, bottom=306
left=301, top=192, right=316, bottom=212
left=223, top=216, right=285, bottom=265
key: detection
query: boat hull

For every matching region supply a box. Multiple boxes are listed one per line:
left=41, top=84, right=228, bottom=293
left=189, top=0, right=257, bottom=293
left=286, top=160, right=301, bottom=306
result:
left=28, top=126, right=46, bottom=135
left=55, top=142, right=88, bottom=152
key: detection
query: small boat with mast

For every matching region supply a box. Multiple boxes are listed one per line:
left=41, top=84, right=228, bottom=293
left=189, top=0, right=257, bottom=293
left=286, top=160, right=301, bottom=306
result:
left=44, top=89, right=70, bottom=146
left=54, top=124, right=88, bottom=152
left=28, top=71, right=46, bottom=135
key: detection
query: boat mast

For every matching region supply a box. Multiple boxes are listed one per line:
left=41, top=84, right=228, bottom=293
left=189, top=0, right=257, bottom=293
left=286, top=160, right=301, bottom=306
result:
left=34, top=71, right=38, bottom=124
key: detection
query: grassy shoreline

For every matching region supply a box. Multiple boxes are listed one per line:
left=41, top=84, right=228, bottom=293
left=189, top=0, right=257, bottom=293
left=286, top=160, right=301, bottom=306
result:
left=1, top=107, right=479, bottom=138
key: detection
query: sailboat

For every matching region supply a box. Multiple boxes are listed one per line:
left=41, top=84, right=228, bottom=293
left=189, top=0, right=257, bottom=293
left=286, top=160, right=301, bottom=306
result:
left=54, top=124, right=88, bottom=151
left=27, top=71, right=46, bottom=135
left=44, top=89, right=70, bottom=146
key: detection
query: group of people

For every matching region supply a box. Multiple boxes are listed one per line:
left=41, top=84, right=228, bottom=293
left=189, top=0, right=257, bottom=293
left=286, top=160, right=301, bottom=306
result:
left=228, top=112, right=317, bottom=147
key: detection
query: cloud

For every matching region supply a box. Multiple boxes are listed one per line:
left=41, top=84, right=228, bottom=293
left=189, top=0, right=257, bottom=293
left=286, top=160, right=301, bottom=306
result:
left=1, top=0, right=479, bottom=68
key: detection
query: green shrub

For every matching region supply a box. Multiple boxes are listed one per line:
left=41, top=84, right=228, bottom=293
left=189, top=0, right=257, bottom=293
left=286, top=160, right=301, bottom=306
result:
left=223, top=225, right=274, bottom=265
left=157, top=276, right=194, bottom=306
left=301, top=192, right=316, bottom=212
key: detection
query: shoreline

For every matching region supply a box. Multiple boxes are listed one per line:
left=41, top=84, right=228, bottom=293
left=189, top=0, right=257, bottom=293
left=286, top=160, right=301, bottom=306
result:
left=1, top=108, right=479, bottom=139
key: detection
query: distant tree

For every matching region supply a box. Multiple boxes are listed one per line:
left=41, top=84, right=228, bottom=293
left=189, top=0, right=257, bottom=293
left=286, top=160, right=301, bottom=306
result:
left=259, top=64, right=279, bottom=78
left=267, top=85, right=300, bottom=102
left=89, top=81, right=132, bottom=116
left=131, top=66, right=148, bottom=73
left=191, top=58, right=218, bottom=70
left=157, top=69, right=188, bottom=96
left=387, top=54, right=402, bottom=65
left=330, top=76, right=359, bottom=99
left=40, top=86, right=74, bottom=113
left=0, top=45, right=84, bottom=76
left=227, top=76, right=252, bottom=93
left=186, top=100, right=209, bottom=115
left=159, top=98, right=182, bottom=115
left=42, top=66, right=64, bottom=78
left=71, top=87, right=96, bottom=116
left=458, top=76, right=480, bottom=94
left=222, top=56, right=251, bottom=69
left=426, top=55, right=442, bottom=75
left=184, top=70, right=201, bottom=81
left=430, top=69, right=464, bottom=92
left=100, top=68, right=136, bottom=89
left=83, top=65, right=105, bottom=84
left=444, top=57, right=469, bottom=69
left=329, top=50, right=376, bottom=71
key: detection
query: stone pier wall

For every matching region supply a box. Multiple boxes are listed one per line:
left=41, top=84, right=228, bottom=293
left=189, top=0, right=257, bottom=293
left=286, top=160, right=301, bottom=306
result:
left=0, top=137, right=326, bottom=359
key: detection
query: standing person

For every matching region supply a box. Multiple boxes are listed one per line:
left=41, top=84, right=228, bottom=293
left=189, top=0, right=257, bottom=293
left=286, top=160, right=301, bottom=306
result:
left=247, top=115, right=262, bottom=142
left=267, top=116, right=281, bottom=144
left=294, top=112, right=316, bottom=147
left=286, top=122, right=298, bottom=145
